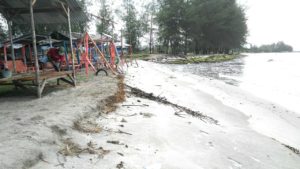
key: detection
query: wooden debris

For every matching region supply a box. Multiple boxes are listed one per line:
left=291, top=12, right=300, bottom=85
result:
left=117, top=152, right=124, bottom=156
left=174, top=111, right=186, bottom=118
left=116, top=161, right=124, bottom=169
left=121, top=104, right=149, bottom=107
left=73, top=119, right=102, bottom=133
left=58, top=139, right=110, bottom=157
left=107, top=140, right=123, bottom=145
left=126, top=84, right=219, bottom=124
left=283, top=144, right=300, bottom=155
left=140, top=112, right=154, bottom=118
left=117, top=129, right=132, bottom=135
left=121, top=118, right=127, bottom=123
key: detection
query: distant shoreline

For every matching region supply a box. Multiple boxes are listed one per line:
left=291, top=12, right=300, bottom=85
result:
left=139, top=54, right=242, bottom=64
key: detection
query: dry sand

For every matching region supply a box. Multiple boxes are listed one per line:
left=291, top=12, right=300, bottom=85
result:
left=0, top=75, right=118, bottom=169
left=0, top=60, right=300, bottom=169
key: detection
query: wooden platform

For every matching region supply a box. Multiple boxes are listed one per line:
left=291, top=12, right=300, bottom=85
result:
left=0, top=71, right=76, bottom=97
left=0, top=71, right=72, bottom=83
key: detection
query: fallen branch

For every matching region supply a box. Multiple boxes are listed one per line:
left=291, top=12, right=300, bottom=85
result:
left=174, top=112, right=186, bottom=118
left=107, top=140, right=124, bottom=145
left=125, top=84, right=218, bottom=125
left=117, top=152, right=124, bottom=156
left=199, top=130, right=209, bottom=135
left=283, top=144, right=300, bottom=155
left=104, top=128, right=132, bottom=135
left=121, top=104, right=149, bottom=107
left=271, top=138, right=300, bottom=156
left=117, top=129, right=133, bottom=135
left=115, top=113, right=137, bottom=117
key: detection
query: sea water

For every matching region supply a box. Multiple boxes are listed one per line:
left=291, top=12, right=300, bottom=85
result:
left=168, top=53, right=300, bottom=114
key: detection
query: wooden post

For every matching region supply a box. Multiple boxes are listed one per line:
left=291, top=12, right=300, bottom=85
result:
left=63, top=41, right=70, bottom=70
left=149, top=13, right=153, bottom=54
left=30, top=0, right=41, bottom=98
left=8, top=21, right=16, bottom=72
left=67, top=6, right=76, bottom=86
left=3, top=44, right=7, bottom=67
left=121, top=29, right=124, bottom=57
left=22, top=45, right=27, bottom=65
left=49, top=36, right=53, bottom=47
left=87, top=33, right=117, bottom=74
left=120, top=29, right=127, bottom=67
left=29, top=45, right=33, bottom=62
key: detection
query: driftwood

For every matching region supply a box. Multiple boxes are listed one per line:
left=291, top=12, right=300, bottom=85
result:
left=125, top=84, right=218, bottom=125
left=174, top=111, right=186, bottom=118
left=107, top=140, right=123, bottom=145
left=283, top=144, right=300, bottom=155
left=121, top=104, right=149, bottom=107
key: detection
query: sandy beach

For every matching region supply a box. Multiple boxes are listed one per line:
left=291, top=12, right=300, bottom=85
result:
left=0, top=60, right=300, bottom=169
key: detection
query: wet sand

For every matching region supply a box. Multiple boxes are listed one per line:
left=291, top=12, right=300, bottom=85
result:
left=0, top=61, right=299, bottom=169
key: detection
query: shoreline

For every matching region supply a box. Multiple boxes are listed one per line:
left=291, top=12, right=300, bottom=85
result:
left=167, top=54, right=240, bottom=64
left=139, top=53, right=244, bottom=65
left=0, top=60, right=300, bottom=169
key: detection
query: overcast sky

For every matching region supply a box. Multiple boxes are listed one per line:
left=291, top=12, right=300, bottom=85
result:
left=238, top=0, right=300, bottom=50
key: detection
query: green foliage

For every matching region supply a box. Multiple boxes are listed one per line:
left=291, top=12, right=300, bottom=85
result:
left=157, top=0, right=247, bottom=55
left=0, top=15, right=7, bottom=41
left=71, top=0, right=89, bottom=33
left=96, top=0, right=113, bottom=35
left=169, top=54, right=238, bottom=64
left=131, top=53, right=150, bottom=59
left=122, top=0, right=144, bottom=51
left=140, top=0, right=159, bottom=54
left=156, top=0, right=187, bottom=54
left=248, top=41, right=293, bottom=53
left=140, top=1, right=157, bottom=33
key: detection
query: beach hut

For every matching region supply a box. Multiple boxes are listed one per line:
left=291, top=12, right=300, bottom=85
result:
left=0, top=34, right=49, bottom=72
left=0, top=0, right=88, bottom=98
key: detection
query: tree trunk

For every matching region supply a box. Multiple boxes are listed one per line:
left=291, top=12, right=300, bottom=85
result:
left=184, top=33, right=188, bottom=55
left=225, top=48, right=230, bottom=54
left=195, top=40, right=200, bottom=55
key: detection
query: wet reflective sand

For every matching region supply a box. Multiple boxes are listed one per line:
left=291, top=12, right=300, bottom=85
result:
left=167, top=53, right=300, bottom=113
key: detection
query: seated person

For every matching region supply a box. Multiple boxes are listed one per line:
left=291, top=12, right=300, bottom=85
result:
left=47, top=47, right=65, bottom=71
left=39, top=55, right=48, bottom=63
left=38, top=54, right=48, bottom=68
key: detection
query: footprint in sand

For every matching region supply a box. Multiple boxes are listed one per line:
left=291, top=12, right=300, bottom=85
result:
left=207, top=141, right=214, bottom=149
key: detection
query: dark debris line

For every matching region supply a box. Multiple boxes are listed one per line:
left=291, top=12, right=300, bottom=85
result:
left=125, top=84, right=219, bottom=125
left=283, top=144, right=300, bottom=155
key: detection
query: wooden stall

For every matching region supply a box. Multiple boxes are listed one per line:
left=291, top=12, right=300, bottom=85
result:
left=0, top=0, right=87, bottom=98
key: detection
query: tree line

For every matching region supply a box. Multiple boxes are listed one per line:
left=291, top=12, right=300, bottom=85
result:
left=97, top=0, right=248, bottom=55
left=156, top=0, right=247, bottom=55
left=0, top=15, right=7, bottom=42
left=0, top=0, right=247, bottom=55
left=247, top=41, right=293, bottom=53
left=97, top=0, right=147, bottom=52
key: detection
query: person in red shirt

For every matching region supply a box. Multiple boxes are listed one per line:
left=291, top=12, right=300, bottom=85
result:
left=47, top=47, right=65, bottom=71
